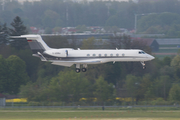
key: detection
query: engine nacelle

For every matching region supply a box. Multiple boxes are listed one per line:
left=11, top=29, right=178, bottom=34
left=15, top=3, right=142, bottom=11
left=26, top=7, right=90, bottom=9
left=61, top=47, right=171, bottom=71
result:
left=44, top=49, right=68, bottom=57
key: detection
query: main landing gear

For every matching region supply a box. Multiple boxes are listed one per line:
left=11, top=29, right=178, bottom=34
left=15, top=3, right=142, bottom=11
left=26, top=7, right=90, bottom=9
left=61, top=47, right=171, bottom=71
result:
left=140, top=61, right=146, bottom=69
left=75, top=64, right=87, bottom=73
left=75, top=68, right=87, bottom=73
left=76, top=68, right=81, bottom=73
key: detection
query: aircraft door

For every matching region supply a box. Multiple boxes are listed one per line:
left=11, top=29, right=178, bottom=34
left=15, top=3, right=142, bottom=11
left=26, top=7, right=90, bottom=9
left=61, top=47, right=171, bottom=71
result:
left=65, top=50, right=68, bottom=57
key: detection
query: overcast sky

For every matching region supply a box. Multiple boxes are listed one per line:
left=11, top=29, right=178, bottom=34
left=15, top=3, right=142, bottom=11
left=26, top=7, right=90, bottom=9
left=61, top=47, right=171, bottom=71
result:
left=90, top=0, right=128, bottom=1
left=17, top=0, right=130, bottom=2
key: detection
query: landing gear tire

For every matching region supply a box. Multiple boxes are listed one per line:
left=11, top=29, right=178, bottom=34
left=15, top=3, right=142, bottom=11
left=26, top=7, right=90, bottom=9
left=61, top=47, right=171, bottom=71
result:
left=140, top=61, right=146, bottom=69
left=143, top=66, right=146, bottom=69
left=76, top=68, right=80, bottom=73
left=82, top=68, right=87, bottom=72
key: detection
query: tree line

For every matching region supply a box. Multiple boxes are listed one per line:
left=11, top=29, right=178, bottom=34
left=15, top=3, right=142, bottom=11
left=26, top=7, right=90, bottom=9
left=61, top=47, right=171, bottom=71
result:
left=0, top=55, right=28, bottom=94
left=1, top=0, right=180, bottom=36
left=1, top=16, right=180, bottom=104
left=0, top=16, right=29, bottom=94
left=137, top=12, right=180, bottom=37
left=19, top=53, right=180, bottom=104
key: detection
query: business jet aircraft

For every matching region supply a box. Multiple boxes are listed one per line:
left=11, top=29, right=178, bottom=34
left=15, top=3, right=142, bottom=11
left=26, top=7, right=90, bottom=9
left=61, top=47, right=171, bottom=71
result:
left=11, top=34, right=154, bottom=73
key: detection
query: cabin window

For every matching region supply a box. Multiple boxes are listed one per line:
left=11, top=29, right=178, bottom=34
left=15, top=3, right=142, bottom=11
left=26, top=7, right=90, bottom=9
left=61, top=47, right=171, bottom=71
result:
left=99, top=54, right=101, bottom=57
left=110, top=54, right=113, bottom=57
left=93, top=54, right=96, bottom=56
left=104, top=54, right=107, bottom=57
left=116, top=54, right=119, bottom=56
left=87, top=54, right=90, bottom=56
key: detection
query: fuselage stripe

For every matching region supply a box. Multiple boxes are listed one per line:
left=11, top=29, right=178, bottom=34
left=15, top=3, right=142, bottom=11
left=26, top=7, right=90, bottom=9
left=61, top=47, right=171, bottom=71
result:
left=27, top=40, right=32, bottom=42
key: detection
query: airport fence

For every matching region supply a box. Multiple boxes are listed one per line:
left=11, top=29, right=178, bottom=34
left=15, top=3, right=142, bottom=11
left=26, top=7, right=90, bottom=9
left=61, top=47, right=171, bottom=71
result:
left=1, top=97, right=180, bottom=110
left=1, top=100, right=180, bottom=110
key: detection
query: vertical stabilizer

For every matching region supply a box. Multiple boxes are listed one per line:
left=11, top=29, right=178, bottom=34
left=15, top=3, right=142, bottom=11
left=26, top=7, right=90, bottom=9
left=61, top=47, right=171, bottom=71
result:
left=19, top=34, right=51, bottom=54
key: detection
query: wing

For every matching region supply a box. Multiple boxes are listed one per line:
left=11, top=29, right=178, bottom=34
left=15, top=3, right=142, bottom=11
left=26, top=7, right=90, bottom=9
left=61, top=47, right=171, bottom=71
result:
left=51, top=59, right=106, bottom=67
left=52, top=62, right=74, bottom=67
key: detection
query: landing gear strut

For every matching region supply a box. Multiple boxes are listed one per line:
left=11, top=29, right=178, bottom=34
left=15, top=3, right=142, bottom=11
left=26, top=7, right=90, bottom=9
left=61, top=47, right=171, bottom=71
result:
left=76, top=64, right=81, bottom=73
left=82, top=64, right=87, bottom=72
left=140, top=61, right=146, bottom=69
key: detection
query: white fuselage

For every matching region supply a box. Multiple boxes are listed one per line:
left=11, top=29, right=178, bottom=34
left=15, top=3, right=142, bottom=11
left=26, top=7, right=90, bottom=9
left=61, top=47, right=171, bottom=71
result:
left=44, top=48, right=154, bottom=64
left=12, top=34, right=155, bottom=72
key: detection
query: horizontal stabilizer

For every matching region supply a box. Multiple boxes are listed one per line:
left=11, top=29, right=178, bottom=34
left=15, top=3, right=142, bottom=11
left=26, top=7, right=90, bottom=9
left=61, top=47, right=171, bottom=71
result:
left=10, top=36, right=38, bottom=39
left=33, top=53, right=47, bottom=61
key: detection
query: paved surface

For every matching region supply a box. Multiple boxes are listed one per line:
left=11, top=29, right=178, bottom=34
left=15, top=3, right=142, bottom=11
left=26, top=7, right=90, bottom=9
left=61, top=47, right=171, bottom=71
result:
left=153, top=53, right=177, bottom=55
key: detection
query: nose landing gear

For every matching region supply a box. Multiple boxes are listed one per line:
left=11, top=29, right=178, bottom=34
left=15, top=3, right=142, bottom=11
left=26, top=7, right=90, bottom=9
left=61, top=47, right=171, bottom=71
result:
left=140, top=61, right=146, bottom=69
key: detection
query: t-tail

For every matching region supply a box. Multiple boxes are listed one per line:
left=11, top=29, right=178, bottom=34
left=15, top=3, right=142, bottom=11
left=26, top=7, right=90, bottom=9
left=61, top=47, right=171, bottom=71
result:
left=11, top=34, right=50, bottom=61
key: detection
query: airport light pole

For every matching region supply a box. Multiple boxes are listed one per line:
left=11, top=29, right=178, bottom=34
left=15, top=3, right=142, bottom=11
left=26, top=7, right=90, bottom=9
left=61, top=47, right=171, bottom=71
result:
left=134, top=14, right=145, bottom=34
left=64, top=0, right=69, bottom=26
left=106, top=3, right=111, bottom=17
left=1, top=0, right=5, bottom=11
left=134, top=13, right=156, bottom=34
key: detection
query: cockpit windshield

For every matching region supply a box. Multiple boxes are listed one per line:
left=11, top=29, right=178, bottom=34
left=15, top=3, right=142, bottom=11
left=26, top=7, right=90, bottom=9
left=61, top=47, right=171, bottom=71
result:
left=139, top=51, right=146, bottom=54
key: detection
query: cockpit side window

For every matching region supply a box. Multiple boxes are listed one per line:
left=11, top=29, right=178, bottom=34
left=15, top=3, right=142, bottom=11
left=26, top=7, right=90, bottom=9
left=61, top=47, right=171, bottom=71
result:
left=142, top=51, right=145, bottom=54
left=139, top=51, right=146, bottom=54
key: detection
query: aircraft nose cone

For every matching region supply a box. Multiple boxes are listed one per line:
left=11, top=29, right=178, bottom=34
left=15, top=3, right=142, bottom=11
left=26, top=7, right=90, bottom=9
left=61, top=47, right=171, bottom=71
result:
left=146, top=54, right=155, bottom=60
left=152, top=56, right=155, bottom=60
left=149, top=55, right=155, bottom=60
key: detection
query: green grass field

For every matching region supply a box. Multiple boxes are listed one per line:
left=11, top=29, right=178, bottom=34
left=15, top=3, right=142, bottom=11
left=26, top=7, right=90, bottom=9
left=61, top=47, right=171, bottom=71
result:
left=0, top=110, right=180, bottom=120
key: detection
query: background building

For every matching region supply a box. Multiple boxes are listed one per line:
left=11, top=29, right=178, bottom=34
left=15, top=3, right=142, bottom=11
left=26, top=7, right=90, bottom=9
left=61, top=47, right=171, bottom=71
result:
left=0, top=93, right=6, bottom=107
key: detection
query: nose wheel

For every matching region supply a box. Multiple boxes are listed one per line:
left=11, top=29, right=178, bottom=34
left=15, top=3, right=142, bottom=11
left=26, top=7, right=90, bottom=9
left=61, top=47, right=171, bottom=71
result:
left=140, top=61, right=146, bottom=69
